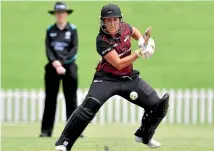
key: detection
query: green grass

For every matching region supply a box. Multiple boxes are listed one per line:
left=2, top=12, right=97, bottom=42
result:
left=2, top=1, right=214, bottom=89
left=2, top=123, right=214, bottom=151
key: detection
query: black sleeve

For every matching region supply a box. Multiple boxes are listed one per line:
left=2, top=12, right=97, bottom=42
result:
left=45, top=29, right=56, bottom=62
left=96, top=38, right=114, bottom=57
left=63, top=29, right=78, bottom=64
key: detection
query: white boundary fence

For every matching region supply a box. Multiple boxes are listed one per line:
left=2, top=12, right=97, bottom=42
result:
left=0, top=89, right=213, bottom=125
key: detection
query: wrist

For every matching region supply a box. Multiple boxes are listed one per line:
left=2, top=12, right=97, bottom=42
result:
left=134, top=49, right=142, bottom=57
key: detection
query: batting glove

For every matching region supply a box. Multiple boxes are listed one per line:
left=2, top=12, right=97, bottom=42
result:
left=135, top=38, right=155, bottom=59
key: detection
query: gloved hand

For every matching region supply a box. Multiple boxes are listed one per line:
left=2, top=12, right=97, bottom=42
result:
left=135, top=48, right=153, bottom=59
left=137, top=26, right=152, bottom=52
left=142, top=37, right=155, bottom=58
left=142, top=46, right=154, bottom=58
left=137, top=37, right=147, bottom=51
left=135, top=38, right=155, bottom=59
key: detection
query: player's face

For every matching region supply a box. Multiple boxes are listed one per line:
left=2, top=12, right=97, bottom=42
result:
left=55, top=11, right=68, bottom=23
left=104, top=17, right=120, bottom=35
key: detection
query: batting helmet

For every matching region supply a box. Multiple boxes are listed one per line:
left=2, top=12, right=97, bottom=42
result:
left=100, top=3, right=122, bottom=20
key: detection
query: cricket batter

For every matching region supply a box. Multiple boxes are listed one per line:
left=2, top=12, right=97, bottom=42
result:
left=55, top=3, right=169, bottom=151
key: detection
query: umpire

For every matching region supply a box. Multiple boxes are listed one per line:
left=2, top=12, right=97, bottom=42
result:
left=40, top=2, right=80, bottom=137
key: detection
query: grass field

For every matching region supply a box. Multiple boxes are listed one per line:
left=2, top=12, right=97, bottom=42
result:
left=2, top=2, right=214, bottom=151
left=2, top=123, right=214, bottom=151
left=2, top=1, right=214, bottom=89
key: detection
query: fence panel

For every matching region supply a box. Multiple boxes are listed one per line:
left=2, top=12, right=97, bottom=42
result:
left=1, top=89, right=213, bottom=124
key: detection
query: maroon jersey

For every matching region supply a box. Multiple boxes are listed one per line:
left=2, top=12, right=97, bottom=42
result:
left=96, top=22, right=133, bottom=76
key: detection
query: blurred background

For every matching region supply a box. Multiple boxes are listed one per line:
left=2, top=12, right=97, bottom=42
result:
left=1, top=1, right=214, bottom=151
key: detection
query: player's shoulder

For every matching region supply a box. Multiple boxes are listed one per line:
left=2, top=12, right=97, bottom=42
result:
left=96, top=31, right=106, bottom=43
left=120, top=22, right=133, bottom=35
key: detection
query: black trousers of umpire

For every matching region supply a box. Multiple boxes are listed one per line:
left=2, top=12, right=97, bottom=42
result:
left=55, top=70, right=161, bottom=150
left=41, top=62, right=78, bottom=135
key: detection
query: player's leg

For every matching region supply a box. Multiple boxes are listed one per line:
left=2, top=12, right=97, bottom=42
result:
left=56, top=96, right=100, bottom=151
left=134, top=93, right=169, bottom=148
left=62, top=63, right=84, bottom=138
left=120, top=77, right=169, bottom=148
left=40, top=64, right=60, bottom=137
left=62, top=63, right=78, bottom=120
left=55, top=77, right=117, bottom=151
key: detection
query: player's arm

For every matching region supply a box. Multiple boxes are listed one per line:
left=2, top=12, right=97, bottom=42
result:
left=104, top=50, right=139, bottom=70
left=96, top=40, right=140, bottom=70
left=45, top=29, right=57, bottom=63
left=45, top=29, right=61, bottom=67
left=63, top=28, right=78, bottom=64
left=45, top=29, right=65, bottom=74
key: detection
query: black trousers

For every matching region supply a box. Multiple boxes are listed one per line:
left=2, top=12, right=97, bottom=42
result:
left=87, top=71, right=160, bottom=110
left=55, top=70, right=161, bottom=150
left=41, top=62, right=78, bottom=135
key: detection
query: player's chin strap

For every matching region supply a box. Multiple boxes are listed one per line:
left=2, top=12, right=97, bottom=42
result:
left=55, top=96, right=101, bottom=151
left=134, top=93, right=169, bottom=144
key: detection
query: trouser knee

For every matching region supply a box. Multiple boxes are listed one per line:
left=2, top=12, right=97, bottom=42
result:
left=78, top=96, right=101, bottom=122
left=55, top=96, right=101, bottom=150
